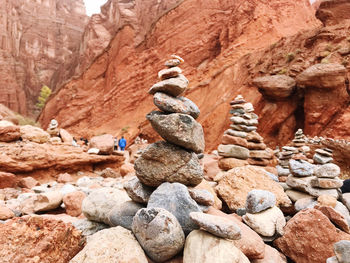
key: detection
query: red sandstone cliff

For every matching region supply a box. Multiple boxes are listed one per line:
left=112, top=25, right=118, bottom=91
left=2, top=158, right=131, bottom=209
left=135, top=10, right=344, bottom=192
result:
left=0, top=0, right=88, bottom=116
left=39, top=0, right=322, bottom=151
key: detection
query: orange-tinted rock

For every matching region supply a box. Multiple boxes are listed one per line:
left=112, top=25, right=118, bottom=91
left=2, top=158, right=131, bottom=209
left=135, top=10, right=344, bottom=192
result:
left=207, top=207, right=265, bottom=260
left=63, top=191, right=86, bottom=217
left=251, top=244, right=287, bottom=263
left=216, top=166, right=291, bottom=211
left=218, top=157, right=249, bottom=171
left=0, top=172, right=19, bottom=189
left=316, top=0, right=350, bottom=26
left=194, top=180, right=222, bottom=210
left=0, top=125, right=20, bottom=142
left=89, top=134, right=114, bottom=155
left=317, top=195, right=337, bottom=208
left=0, top=216, right=84, bottom=262
left=57, top=173, right=73, bottom=184
left=59, top=129, right=74, bottom=144
left=315, top=205, right=350, bottom=233
left=39, top=0, right=319, bottom=151
left=120, top=163, right=135, bottom=177
left=19, top=177, right=39, bottom=189
left=221, top=134, right=248, bottom=147
left=0, top=204, right=15, bottom=220
left=253, top=75, right=296, bottom=99
left=0, top=0, right=88, bottom=115
left=274, top=209, right=350, bottom=263
left=202, top=154, right=220, bottom=180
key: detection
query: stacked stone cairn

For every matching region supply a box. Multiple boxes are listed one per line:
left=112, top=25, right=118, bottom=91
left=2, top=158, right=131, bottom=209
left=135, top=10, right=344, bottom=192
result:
left=276, top=146, right=298, bottom=182
left=217, top=95, right=274, bottom=171
left=117, top=55, right=244, bottom=262
left=243, top=190, right=286, bottom=242
left=285, top=150, right=343, bottom=207
left=46, top=119, right=62, bottom=144
left=291, top=129, right=311, bottom=160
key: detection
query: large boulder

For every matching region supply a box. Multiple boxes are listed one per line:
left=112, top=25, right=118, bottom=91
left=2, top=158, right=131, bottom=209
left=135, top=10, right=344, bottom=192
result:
left=0, top=121, right=20, bottom=142
left=253, top=75, right=295, bottom=99
left=89, top=134, right=114, bottom=154
left=59, top=128, right=73, bottom=144
left=147, top=182, right=201, bottom=234
left=82, top=187, right=130, bottom=224
left=70, top=226, right=148, bottom=263
left=153, top=92, right=200, bottom=119
left=216, top=166, right=291, bottom=211
left=296, top=63, right=346, bottom=88
left=135, top=141, right=203, bottom=187
left=20, top=125, right=50, bottom=143
left=0, top=216, right=83, bottom=262
left=183, top=230, right=250, bottom=263
left=274, top=209, right=350, bottom=263
left=123, top=176, right=153, bottom=204
left=147, top=111, right=205, bottom=153
left=132, top=207, right=185, bottom=262
left=33, top=191, right=63, bottom=212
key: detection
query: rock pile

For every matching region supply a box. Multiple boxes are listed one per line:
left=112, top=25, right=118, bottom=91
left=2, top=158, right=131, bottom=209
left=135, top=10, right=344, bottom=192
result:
left=276, top=146, right=298, bottom=182
left=292, top=128, right=307, bottom=147
left=217, top=95, right=274, bottom=171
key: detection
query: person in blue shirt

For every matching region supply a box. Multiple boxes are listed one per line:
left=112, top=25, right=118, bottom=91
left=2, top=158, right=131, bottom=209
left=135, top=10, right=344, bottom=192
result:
left=118, top=136, right=126, bottom=151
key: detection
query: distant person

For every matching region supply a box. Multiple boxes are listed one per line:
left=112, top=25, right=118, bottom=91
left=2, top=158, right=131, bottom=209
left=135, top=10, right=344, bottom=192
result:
left=114, top=137, right=118, bottom=151
left=80, top=137, right=89, bottom=146
left=118, top=136, right=126, bottom=151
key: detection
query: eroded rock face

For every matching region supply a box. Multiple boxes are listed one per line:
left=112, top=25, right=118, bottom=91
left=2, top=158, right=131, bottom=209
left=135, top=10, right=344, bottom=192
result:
left=0, top=216, right=84, bottom=263
left=39, top=0, right=319, bottom=150
left=253, top=75, right=296, bottom=99
left=134, top=141, right=203, bottom=187
left=274, top=209, right=350, bottom=263
left=0, top=0, right=88, bottom=115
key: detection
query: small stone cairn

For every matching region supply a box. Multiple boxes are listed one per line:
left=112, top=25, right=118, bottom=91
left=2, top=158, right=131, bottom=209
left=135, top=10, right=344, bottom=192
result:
left=276, top=146, right=298, bottom=182
left=217, top=95, right=273, bottom=170
left=46, top=119, right=62, bottom=144
left=121, top=55, right=243, bottom=262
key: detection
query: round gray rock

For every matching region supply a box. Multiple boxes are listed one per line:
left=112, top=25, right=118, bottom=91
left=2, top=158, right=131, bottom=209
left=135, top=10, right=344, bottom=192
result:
left=123, top=176, right=153, bottom=204
left=146, top=111, right=205, bottom=153
left=134, top=141, right=203, bottom=187
left=132, top=207, right=185, bottom=262
left=245, top=189, right=276, bottom=214
left=289, top=159, right=314, bottom=177
left=334, top=240, right=350, bottom=263
left=153, top=92, right=200, bottom=119
left=147, top=182, right=201, bottom=234
left=189, top=212, right=241, bottom=240
left=188, top=189, right=214, bottom=206
left=108, top=201, right=143, bottom=229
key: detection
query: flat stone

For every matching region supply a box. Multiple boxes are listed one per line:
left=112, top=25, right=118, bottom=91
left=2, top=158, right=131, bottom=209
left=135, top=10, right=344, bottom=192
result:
left=230, top=124, right=257, bottom=132
left=147, top=111, right=205, bottom=153
left=147, top=182, right=201, bottom=234
left=188, top=189, right=214, bottom=206
left=314, top=153, right=333, bottom=164
left=242, top=206, right=286, bottom=237
left=315, top=163, right=340, bottom=178
left=221, top=134, right=248, bottom=147
left=153, top=92, right=200, bottom=119
left=183, top=230, right=250, bottom=263
left=149, top=74, right=188, bottom=97
left=218, top=157, right=249, bottom=171
left=165, top=58, right=181, bottom=67
left=282, top=146, right=298, bottom=152
left=289, top=159, right=314, bottom=177
left=277, top=165, right=291, bottom=177
left=247, top=142, right=266, bottom=150
left=189, top=212, right=241, bottom=240
left=318, top=195, right=337, bottom=208
left=230, top=108, right=245, bottom=115
left=286, top=189, right=313, bottom=202
left=224, top=129, right=248, bottom=138
left=316, top=148, right=333, bottom=157
left=134, top=141, right=203, bottom=187
left=334, top=240, right=350, bottom=263
left=295, top=197, right=317, bottom=211
left=246, top=189, right=276, bottom=214
left=108, top=201, right=143, bottom=230
left=250, top=150, right=273, bottom=159
left=230, top=116, right=248, bottom=125
left=158, top=66, right=182, bottom=80
left=310, top=177, right=343, bottom=189
left=246, top=131, right=263, bottom=142
left=217, top=144, right=249, bottom=159
left=315, top=205, right=350, bottom=233
left=132, top=207, right=185, bottom=262
left=123, top=177, right=153, bottom=204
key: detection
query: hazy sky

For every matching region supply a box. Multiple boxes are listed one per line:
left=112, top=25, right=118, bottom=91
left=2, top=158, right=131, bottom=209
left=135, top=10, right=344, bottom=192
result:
left=83, top=0, right=108, bottom=16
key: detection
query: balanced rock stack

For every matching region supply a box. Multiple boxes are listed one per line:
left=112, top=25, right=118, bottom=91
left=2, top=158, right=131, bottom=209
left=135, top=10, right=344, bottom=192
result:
left=276, top=146, right=298, bottom=182
left=119, top=56, right=244, bottom=262
left=286, top=156, right=342, bottom=203
left=217, top=95, right=273, bottom=170
left=314, top=148, right=334, bottom=164
left=292, top=128, right=307, bottom=147
left=243, top=190, right=286, bottom=242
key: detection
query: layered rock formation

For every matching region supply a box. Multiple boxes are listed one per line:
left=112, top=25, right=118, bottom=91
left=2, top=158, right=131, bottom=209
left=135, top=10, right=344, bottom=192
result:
left=39, top=0, right=320, bottom=150
left=0, top=0, right=88, bottom=115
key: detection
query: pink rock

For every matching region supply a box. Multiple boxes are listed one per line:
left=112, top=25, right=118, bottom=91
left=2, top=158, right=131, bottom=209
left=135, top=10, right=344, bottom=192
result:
left=63, top=191, right=86, bottom=217
left=0, top=204, right=15, bottom=220
left=0, top=172, right=19, bottom=189
left=19, top=177, right=39, bottom=189
left=57, top=173, right=73, bottom=183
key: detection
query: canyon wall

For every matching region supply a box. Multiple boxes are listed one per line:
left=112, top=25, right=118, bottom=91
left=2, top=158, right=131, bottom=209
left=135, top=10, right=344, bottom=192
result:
left=0, top=0, right=88, bottom=115
left=39, top=0, right=323, bottom=151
